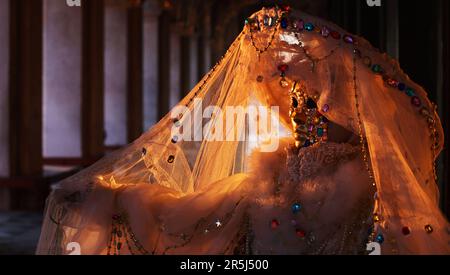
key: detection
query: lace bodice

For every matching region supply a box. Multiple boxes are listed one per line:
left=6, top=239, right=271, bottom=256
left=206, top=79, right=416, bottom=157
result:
left=243, top=141, right=374, bottom=255
left=286, top=142, right=360, bottom=182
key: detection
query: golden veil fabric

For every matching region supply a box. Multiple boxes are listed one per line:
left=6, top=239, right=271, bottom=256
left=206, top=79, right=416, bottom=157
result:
left=37, top=8, right=449, bottom=255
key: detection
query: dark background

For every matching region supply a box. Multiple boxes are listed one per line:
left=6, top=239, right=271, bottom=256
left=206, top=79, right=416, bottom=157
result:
left=0, top=0, right=449, bottom=219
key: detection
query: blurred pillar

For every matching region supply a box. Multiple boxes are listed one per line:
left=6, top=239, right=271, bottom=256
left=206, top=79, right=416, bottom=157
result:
left=180, top=35, right=191, bottom=97
left=189, top=37, right=199, bottom=90
left=385, top=0, right=399, bottom=59
left=82, top=0, right=105, bottom=160
left=127, top=1, right=144, bottom=142
left=157, top=10, right=171, bottom=119
left=0, top=0, right=10, bottom=178
left=441, top=0, right=450, bottom=218
left=43, top=0, right=82, bottom=158
left=9, top=0, right=43, bottom=178
left=197, top=3, right=212, bottom=79
left=142, top=0, right=160, bottom=130
left=0, top=0, right=10, bottom=210
left=104, top=2, right=127, bottom=147
left=169, top=29, right=180, bottom=108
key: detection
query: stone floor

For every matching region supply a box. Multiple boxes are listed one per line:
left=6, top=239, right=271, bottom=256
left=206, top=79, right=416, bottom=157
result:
left=0, top=212, right=43, bottom=255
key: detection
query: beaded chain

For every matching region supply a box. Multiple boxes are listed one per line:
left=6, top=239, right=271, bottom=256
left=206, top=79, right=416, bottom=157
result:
left=106, top=198, right=245, bottom=255
left=351, top=53, right=376, bottom=189
left=162, top=197, right=244, bottom=254
left=107, top=212, right=150, bottom=255
left=248, top=11, right=282, bottom=57
left=293, top=32, right=340, bottom=72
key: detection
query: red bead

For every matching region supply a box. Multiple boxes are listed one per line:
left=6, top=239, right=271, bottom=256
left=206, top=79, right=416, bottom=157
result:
left=331, top=31, right=341, bottom=39
left=387, top=78, right=399, bottom=88
left=282, top=5, right=291, bottom=12
left=296, top=229, right=306, bottom=238
left=271, top=219, right=280, bottom=229
left=411, top=96, right=422, bottom=107
left=278, top=64, right=289, bottom=73
left=402, top=226, right=411, bottom=235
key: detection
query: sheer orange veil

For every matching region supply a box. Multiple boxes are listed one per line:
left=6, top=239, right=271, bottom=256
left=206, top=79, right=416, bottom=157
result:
left=37, top=8, right=449, bottom=255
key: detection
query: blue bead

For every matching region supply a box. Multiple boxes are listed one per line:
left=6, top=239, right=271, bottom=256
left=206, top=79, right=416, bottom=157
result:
left=281, top=18, right=288, bottom=29
left=303, top=140, right=311, bottom=147
left=375, top=234, right=384, bottom=244
left=304, top=23, right=314, bottom=31
left=292, top=203, right=302, bottom=214
left=397, top=83, right=406, bottom=91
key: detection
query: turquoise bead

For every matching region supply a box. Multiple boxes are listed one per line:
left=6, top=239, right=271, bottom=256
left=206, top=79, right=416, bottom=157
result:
left=317, top=128, right=324, bottom=137
left=371, top=64, right=383, bottom=74
left=375, top=234, right=384, bottom=244
left=304, top=23, right=314, bottom=31
left=405, top=87, right=416, bottom=97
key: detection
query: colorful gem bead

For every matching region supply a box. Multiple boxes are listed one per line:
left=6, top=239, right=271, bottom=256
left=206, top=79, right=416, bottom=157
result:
left=371, top=64, right=383, bottom=74
left=321, top=26, right=330, bottom=37
left=291, top=203, right=302, bottom=214
left=343, top=35, right=354, bottom=44
left=292, top=19, right=304, bottom=31
left=304, top=23, right=314, bottom=31
left=278, top=64, right=289, bottom=74
left=373, top=213, right=381, bottom=223
left=424, top=224, right=434, bottom=234
left=330, top=31, right=341, bottom=40
left=296, top=229, right=306, bottom=238
left=411, top=96, right=422, bottom=108
left=363, top=56, right=372, bottom=67
left=375, top=234, right=384, bottom=244
left=402, top=226, right=411, bottom=236
left=387, top=78, right=399, bottom=88
left=168, top=155, right=175, bottom=163
left=271, top=219, right=280, bottom=229
left=280, top=17, right=288, bottom=29
left=405, top=87, right=416, bottom=97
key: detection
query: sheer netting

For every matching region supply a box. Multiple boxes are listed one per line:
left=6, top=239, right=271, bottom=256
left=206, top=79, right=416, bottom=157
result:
left=37, top=8, right=449, bottom=255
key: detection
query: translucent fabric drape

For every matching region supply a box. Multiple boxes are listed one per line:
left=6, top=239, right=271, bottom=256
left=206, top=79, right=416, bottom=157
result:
left=37, top=8, right=449, bottom=255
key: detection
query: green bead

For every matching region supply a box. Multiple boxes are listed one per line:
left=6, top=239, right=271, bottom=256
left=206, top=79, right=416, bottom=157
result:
left=317, top=128, right=324, bottom=137
left=405, top=87, right=416, bottom=97
left=371, top=64, right=383, bottom=74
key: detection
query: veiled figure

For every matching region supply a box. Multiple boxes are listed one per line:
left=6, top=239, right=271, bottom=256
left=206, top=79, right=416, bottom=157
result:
left=37, top=7, right=450, bottom=255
